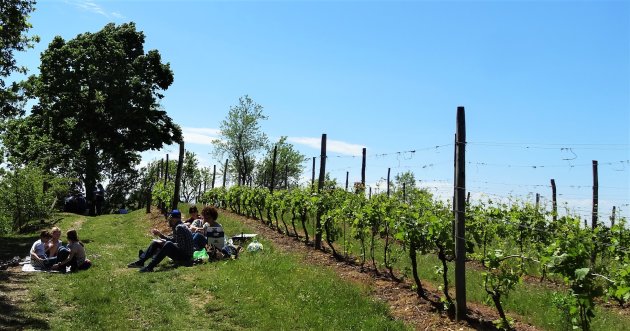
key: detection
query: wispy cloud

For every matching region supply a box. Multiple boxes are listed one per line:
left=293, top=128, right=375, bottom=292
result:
left=182, top=127, right=221, bottom=146
left=288, top=137, right=365, bottom=156
left=67, top=0, right=126, bottom=19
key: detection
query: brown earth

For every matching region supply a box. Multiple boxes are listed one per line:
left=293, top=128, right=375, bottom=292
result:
left=212, top=209, right=541, bottom=331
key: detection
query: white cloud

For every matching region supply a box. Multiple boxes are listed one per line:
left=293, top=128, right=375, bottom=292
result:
left=182, top=127, right=221, bottom=146
left=68, top=0, right=125, bottom=19
left=288, top=137, right=365, bottom=156
left=111, top=11, right=125, bottom=19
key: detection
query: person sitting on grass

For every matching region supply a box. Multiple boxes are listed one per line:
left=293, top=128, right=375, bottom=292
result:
left=46, top=226, right=63, bottom=258
left=30, top=230, right=53, bottom=269
left=189, top=211, right=208, bottom=251
left=52, top=229, right=91, bottom=273
left=127, top=209, right=194, bottom=272
left=201, top=206, right=226, bottom=257
left=184, top=205, right=199, bottom=226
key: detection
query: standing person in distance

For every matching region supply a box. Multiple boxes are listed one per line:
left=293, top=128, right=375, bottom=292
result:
left=94, top=183, right=106, bottom=215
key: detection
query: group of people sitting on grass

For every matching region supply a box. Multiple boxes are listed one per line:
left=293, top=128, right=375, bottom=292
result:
left=127, top=205, right=240, bottom=273
left=29, top=227, right=92, bottom=273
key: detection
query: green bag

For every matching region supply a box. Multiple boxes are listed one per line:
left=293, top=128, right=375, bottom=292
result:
left=193, top=249, right=208, bottom=261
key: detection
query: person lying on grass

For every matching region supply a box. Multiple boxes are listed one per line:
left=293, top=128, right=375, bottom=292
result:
left=127, top=209, right=194, bottom=272
left=52, top=229, right=91, bottom=273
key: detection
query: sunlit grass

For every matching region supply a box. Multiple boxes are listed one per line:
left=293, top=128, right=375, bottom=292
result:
left=15, top=209, right=408, bottom=330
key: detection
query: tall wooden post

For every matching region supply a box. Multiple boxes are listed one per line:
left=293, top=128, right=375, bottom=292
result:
left=361, top=148, right=366, bottom=189
left=345, top=171, right=349, bottom=191
left=223, top=159, right=228, bottom=188
left=311, top=157, right=316, bottom=192
left=164, top=154, right=169, bottom=185
left=172, top=142, right=184, bottom=210
left=454, top=106, right=467, bottom=321
left=535, top=193, right=540, bottom=210
left=591, top=160, right=599, bottom=265
left=315, top=134, right=327, bottom=250
left=611, top=206, right=616, bottom=227
left=270, top=145, right=278, bottom=194
left=369, top=186, right=372, bottom=199
left=387, top=168, right=391, bottom=197
left=551, top=179, right=557, bottom=222
left=212, top=165, right=216, bottom=189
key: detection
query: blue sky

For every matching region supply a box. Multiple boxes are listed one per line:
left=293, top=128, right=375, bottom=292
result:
left=12, top=0, right=630, bottom=221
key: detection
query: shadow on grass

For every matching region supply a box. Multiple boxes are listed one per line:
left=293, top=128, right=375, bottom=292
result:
left=0, top=236, right=36, bottom=261
left=0, top=271, right=49, bottom=330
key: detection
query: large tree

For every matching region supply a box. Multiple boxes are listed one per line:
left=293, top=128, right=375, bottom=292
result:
left=213, top=95, right=268, bottom=186
left=0, top=0, right=39, bottom=117
left=6, top=22, right=181, bottom=214
left=255, top=136, right=306, bottom=190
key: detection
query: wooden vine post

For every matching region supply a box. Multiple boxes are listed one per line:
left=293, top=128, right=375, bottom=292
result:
left=551, top=179, right=557, bottom=222
left=387, top=168, right=391, bottom=197
left=212, top=165, right=216, bottom=189
left=315, top=134, right=327, bottom=250
left=270, top=145, right=278, bottom=194
left=361, top=148, right=366, bottom=190
left=164, top=154, right=169, bottom=185
left=311, top=157, right=316, bottom=192
left=591, top=160, right=599, bottom=266
left=172, top=142, right=184, bottom=210
left=222, top=159, right=228, bottom=188
left=454, top=106, right=467, bottom=321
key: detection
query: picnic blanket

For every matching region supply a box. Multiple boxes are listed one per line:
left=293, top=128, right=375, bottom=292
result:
left=20, top=257, right=64, bottom=273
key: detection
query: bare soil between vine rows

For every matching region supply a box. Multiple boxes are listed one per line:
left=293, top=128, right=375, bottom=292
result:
left=218, top=209, right=541, bottom=331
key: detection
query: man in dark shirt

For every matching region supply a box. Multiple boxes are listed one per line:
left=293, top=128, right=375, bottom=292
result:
left=127, top=209, right=194, bottom=272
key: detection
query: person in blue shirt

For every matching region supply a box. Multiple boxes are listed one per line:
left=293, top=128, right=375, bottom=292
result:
left=127, top=209, right=194, bottom=272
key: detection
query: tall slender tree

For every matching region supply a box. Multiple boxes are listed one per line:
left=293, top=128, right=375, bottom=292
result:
left=212, top=95, right=268, bottom=186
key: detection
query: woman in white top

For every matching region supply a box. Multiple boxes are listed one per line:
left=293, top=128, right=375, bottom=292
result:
left=30, top=230, right=52, bottom=269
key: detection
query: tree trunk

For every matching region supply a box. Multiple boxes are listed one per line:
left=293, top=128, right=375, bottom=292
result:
left=84, top=141, right=98, bottom=216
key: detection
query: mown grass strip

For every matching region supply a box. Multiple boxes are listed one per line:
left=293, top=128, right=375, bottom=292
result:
left=15, top=210, right=408, bottom=330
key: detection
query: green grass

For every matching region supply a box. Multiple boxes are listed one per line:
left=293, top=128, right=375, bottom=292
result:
left=267, top=210, right=630, bottom=331
left=4, top=210, right=408, bottom=330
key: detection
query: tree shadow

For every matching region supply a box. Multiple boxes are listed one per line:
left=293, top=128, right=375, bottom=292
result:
left=0, top=236, right=36, bottom=261
left=0, top=271, right=49, bottom=330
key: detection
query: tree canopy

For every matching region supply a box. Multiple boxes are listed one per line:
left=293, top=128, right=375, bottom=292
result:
left=255, top=136, right=306, bottom=190
left=3, top=22, right=181, bottom=214
left=0, top=0, right=39, bottom=117
left=213, top=95, right=269, bottom=186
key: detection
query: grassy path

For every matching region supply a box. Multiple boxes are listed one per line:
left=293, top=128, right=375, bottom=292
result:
left=1, top=210, right=415, bottom=330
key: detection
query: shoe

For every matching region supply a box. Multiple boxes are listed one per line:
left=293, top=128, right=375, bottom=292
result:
left=139, top=267, right=153, bottom=273
left=138, top=249, right=144, bottom=259
left=127, top=261, right=144, bottom=268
